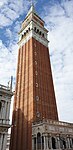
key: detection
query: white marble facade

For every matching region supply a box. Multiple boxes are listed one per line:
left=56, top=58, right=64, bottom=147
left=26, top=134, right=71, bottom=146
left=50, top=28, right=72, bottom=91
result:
left=32, top=119, right=73, bottom=150
left=0, top=84, right=13, bottom=150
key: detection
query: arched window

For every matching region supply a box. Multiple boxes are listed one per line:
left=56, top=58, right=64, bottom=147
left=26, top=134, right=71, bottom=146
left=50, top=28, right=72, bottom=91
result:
left=34, top=27, right=36, bottom=32
left=42, top=33, right=44, bottom=37
left=26, top=30, right=28, bottom=33
left=37, top=29, right=39, bottom=33
left=28, top=27, right=30, bottom=31
left=39, top=31, right=41, bottom=35
left=34, top=137, right=36, bottom=149
left=0, top=101, right=2, bottom=111
left=60, top=137, right=66, bottom=149
left=42, top=136, right=44, bottom=149
left=21, top=34, right=24, bottom=39
left=24, top=32, right=26, bottom=36
left=52, top=137, right=56, bottom=149
left=63, top=139, right=66, bottom=149
left=72, top=138, right=73, bottom=145
left=37, top=132, right=41, bottom=149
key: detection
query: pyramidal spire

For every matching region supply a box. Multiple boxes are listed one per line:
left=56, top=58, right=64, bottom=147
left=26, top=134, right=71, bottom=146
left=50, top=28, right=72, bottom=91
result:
left=26, top=4, right=36, bottom=17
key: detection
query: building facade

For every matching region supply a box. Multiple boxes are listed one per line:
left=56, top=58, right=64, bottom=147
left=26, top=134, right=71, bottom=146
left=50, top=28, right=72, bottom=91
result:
left=32, top=119, right=73, bottom=150
left=0, top=83, right=13, bottom=150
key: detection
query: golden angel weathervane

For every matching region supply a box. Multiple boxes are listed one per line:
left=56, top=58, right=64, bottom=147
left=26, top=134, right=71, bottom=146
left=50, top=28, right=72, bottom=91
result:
left=28, top=0, right=36, bottom=6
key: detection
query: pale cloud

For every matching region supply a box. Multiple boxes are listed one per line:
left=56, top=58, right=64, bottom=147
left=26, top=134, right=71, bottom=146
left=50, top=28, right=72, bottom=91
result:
left=0, top=13, right=12, bottom=27
left=42, top=0, right=73, bottom=123
left=0, top=0, right=30, bottom=28
left=0, top=40, right=18, bottom=88
left=5, top=28, right=12, bottom=38
left=1, top=6, right=19, bottom=21
left=0, top=0, right=8, bottom=7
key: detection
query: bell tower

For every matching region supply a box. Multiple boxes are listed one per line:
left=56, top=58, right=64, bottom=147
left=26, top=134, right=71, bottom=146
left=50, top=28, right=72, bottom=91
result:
left=10, top=5, right=58, bottom=150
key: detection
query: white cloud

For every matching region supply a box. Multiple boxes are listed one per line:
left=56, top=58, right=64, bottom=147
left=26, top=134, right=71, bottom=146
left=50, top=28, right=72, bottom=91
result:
left=0, top=0, right=30, bottom=28
left=0, top=13, right=12, bottom=28
left=0, top=40, right=18, bottom=88
left=43, top=0, right=73, bottom=123
left=0, top=0, right=8, bottom=7
left=5, top=28, right=12, bottom=38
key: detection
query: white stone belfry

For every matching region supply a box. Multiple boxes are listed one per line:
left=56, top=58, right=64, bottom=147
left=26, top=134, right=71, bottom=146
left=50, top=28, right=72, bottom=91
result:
left=18, top=5, right=49, bottom=48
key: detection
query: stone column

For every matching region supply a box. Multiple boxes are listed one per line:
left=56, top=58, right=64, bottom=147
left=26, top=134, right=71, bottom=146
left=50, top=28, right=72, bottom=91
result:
left=67, top=137, right=70, bottom=149
left=36, top=136, right=37, bottom=150
left=46, top=135, right=49, bottom=150
left=55, top=137, right=58, bottom=149
left=2, top=134, right=7, bottom=150
left=56, top=136, right=60, bottom=149
left=65, top=137, right=68, bottom=149
left=44, top=136, right=46, bottom=150
left=48, top=134, right=52, bottom=149
left=5, top=102, right=7, bottom=123
left=7, top=102, right=10, bottom=122
left=0, top=134, right=3, bottom=150
left=70, top=138, right=72, bottom=148
left=32, top=137, right=34, bottom=150
left=41, top=136, right=42, bottom=150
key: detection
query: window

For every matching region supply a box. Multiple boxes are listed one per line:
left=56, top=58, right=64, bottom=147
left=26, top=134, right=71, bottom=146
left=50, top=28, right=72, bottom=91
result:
left=24, top=32, right=26, bottom=36
left=34, top=27, right=36, bottom=31
left=35, top=96, right=39, bottom=101
left=28, top=27, right=30, bottom=31
left=36, top=112, right=40, bottom=117
left=36, top=83, right=38, bottom=87
left=22, top=34, right=24, bottom=39
left=37, top=29, right=39, bottom=33
left=0, top=101, right=2, bottom=111
left=52, top=137, right=56, bottom=149
left=42, top=136, right=44, bottom=149
left=34, top=137, right=36, bottom=149
left=39, top=31, right=41, bottom=35
left=26, top=30, right=28, bottom=33
left=34, top=52, right=37, bottom=56
left=35, top=61, right=37, bottom=65
left=35, top=71, right=38, bottom=75
left=42, top=33, right=44, bottom=37
left=37, top=133, right=41, bottom=149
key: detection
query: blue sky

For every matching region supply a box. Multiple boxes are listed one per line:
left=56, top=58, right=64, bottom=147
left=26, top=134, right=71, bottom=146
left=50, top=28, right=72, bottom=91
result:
left=0, top=0, right=73, bottom=123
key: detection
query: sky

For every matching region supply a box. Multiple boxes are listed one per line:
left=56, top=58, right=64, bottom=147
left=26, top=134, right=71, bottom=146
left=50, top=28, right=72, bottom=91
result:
left=0, top=0, right=73, bottom=123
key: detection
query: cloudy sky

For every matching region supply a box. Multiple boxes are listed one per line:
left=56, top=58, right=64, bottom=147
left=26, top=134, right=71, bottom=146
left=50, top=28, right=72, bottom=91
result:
left=0, top=0, right=73, bottom=123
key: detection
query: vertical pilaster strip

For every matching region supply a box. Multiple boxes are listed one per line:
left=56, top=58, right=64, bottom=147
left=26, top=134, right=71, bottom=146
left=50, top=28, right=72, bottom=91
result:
left=21, top=44, right=26, bottom=150
left=23, top=43, right=27, bottom=149
left=10, top=48, right=21, bottom=150
left=22, top=44, right=26, bottom=150
left=44, top=136, right=46, bottom=150
left=0, top=134, right=3, bottom=150
left=16, top=46, right=23, bottom=150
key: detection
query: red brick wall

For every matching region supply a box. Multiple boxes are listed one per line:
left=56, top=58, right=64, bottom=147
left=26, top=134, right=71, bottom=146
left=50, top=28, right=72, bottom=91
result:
left=32, top=38, right=58, bottom=122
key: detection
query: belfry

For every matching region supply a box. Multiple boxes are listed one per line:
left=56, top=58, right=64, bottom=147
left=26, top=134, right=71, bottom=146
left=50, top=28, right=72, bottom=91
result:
left=9, top=5, right=73, bottom=150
